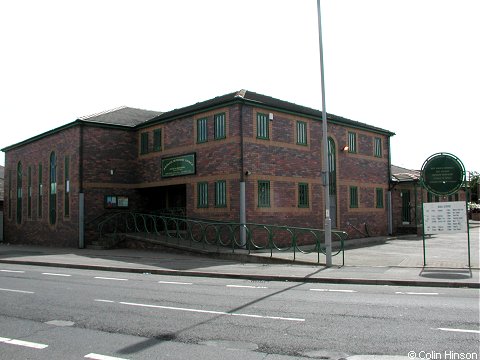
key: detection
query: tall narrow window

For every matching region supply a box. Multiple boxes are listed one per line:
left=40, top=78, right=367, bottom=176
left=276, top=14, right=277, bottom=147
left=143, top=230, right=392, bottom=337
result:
left=258, top=180, right=271, bottom=207
left=197, top=118, right=208, bottom=143
left=214, top=113, right=226, bottom=139
left=64, top=156, right=70, bottom=217
left=27, top=166, right=32, bottom=218
left=140, top=132, right=149, bottom=154
left=153, top=129, right=162, bottom=151
left=256, top=113, right=269, bottom=140
left=298, top=183, right=309, bottom=208
left=49, top=152, right=57, bottom=225
left=215, top=180, right=226, bottom=207
left=38, top=163, right=43, bottom=218
left=8, top=170, right=12, bottom=219
left=348, top=132, right=357, bottom=153
left=197, top=182, right=208, bottom=208
left=16, top=161, right=22, bottom=224
left=296, top=121, right=307, bottom=145
left=349, top=186, right=358, bottom=208
left=376, top=188, right=384, bottom=208
left=374, top=137, right=382, bottom=157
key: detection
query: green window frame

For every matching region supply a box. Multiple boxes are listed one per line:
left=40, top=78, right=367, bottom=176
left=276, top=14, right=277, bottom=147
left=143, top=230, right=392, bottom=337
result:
left=27, top=166, right=32, bottom=218
left=8, top=170, right=12, bottom=219
left=16, top=161, right=22, bottom=224
left=374, top=137, right=382, bottom=157
left=197, top=182, right=208, bottom=208
left=376, top=188, right=384, bottom=208
left=348, top=132, right=357, bottom=153
left=197, top=118, right=208, bottom=143
left=256, top=113, right=269, bottom=140
left=214, top=113, right=226, bottom=140
left=258, top=180, right=271, bottom=207
left=38, top=163, right=43, bottom=218
left=296, top=121, right=307, bottom=145
left=49, top=152, right=57, bottom=225
left=215, top=180, right=227, bottom=207
left=153, top=129, right=162, bottom=151
left=140, top=132, right=149, bottom=154
left=64, top=156, right=70, bottom=217
left=349, top=186, right=358, bottom=208
left=298, top=183, right=309, bottom=208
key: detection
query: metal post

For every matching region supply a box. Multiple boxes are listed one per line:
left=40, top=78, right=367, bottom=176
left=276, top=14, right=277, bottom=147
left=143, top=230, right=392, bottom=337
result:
left=316, top=0, right=332, bottom=267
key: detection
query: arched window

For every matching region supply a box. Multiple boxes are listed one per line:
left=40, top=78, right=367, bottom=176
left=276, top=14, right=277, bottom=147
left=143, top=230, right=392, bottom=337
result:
left=16, top=161, right=22, bottom=224
left=49, top=152, right=57, bottom=225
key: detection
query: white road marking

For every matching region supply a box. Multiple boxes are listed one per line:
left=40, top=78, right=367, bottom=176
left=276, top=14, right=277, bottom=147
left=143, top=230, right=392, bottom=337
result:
left=103, top=300, right=305, bottom=322
left=437, top=327, right=480, bottom=334
left=226, top=285, right=268, bottom=289
left=94, top=299, right=115, bottom=303
left=94, top=276, right=128, bottom=281
left=85, top=353, right=130, bottom=360
left=158, top=280, right=193, bottom=285
left=310, top=288, right=357, bottom=293
left=0, top=337, right=48, bottom=349
left=0, top=269, right=25, bottom=273
left=42, top=272, right=71, bottom=277
left=0, top=287, right=34, bottom=294
left=395, top=291, right=439, bottom=296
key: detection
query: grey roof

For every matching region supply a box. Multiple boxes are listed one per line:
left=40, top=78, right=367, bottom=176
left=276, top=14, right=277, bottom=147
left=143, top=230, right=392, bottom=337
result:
left=391, top=165, right=420, bottom=182
left=78, top=106, right=163, bottom=127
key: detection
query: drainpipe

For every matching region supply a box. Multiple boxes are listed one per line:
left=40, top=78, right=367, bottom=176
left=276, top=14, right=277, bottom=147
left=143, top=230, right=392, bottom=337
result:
left=387, top=136, right=393, bottom=235
left=78, top=122, right=85, bottom=249
left=238, top=99, right=247, bottom=248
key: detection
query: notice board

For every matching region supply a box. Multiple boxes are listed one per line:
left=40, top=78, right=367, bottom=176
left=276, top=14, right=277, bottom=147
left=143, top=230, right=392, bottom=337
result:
left=423, top=201, right=467, bottom=234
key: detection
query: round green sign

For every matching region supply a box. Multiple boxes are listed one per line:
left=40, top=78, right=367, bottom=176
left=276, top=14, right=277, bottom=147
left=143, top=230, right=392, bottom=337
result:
left=421, top=153, right=465, bottom=196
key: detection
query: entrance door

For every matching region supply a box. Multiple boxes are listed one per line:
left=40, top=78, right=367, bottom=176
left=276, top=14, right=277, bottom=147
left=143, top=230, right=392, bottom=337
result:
left=401, top=190, right=411, bottom=223
left=328, top=138, right=337, bottom=228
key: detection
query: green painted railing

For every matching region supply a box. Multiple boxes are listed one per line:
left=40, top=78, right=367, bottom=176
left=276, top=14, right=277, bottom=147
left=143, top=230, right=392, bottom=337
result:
left=97, top=212, right=348, bottom=265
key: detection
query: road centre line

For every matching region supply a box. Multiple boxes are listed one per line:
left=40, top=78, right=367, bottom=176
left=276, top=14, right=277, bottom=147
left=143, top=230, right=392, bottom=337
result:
left=0, top=336, right=48, bottom=349
left=226, top=284, right=268, bottom=289
left=310, top=288, right=357, bottom=293
left=85, top=353, right=130, bottom=360
left=0, top=287, right=34, bottom=294
left=42, top=272, right=71, bottom=277
left=95, top=300, right=304, bottom=322
left=0, top=269, right=25, bottom=273
left=437, top=327, right=480, bottom=334
left=94, top=276, right=128, bottom=281
left=94, top=299, right=115, bottom=303
left=158, top=280, right=193, bottom=285
left=395, top=291, right=439, bottom=295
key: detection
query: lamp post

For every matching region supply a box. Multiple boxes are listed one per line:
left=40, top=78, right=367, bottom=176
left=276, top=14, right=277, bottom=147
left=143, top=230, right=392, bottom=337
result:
left=316, top=0, right=332, bottom=267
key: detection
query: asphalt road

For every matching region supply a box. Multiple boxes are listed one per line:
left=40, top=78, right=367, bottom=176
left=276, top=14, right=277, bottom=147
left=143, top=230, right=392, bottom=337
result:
left=1, top=264, right=479, bottom=360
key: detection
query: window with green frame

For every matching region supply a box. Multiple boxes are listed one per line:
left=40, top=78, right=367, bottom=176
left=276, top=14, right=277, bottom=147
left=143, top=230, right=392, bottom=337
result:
left=256, top=113, right=269, bottom=140
left=215, top=180, right=227, bottom=207
left=8, top=170, right=12, bottom=219
left=140, top=132, right=149, bottom=154
left=296, top=121, right=307, bottom=145
left=376, top=188, right=384, bottom=208
left=38, top=163, right=43, bottom=218
left=64, top=156, right=70, bottom=217
left=197, top=118, right=208, bottom=143
left=349, top=186, right=358, bottom=208
left=214, top=113, right=226, bottom=140
left=348, top=132, right=357, bottom=153
left=27, top=166, right=32, bottom=218
left=298, top=183, right=309, bottom=208
left=258, top=180, right=270, bottom=207
left=153, top=129, right=162, bottom=151
left=197, top=182, right=208, bottom=208
left=17, top=161, right=22, bottom=224
left=374, top=137, right=382, bottom=157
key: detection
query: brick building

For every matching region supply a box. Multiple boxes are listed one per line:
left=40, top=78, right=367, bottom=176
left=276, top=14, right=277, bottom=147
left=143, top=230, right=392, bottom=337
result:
left=2, top=90, right=395, bottom=247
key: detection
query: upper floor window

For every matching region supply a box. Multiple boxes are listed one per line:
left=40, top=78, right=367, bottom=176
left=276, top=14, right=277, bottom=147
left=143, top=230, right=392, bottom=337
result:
left=296, top=121, right=307, bottom=145
left=256, top=113, right=269, bottom=140
left=140, top=132, right=149, bottom=154
left=153, top=129, right=162, bottom=151
left=197, top=118, right=208, bottom=143
left=214, top=113, right=226, bottom=140
left=348, top=132, right=357, bottom=153
left=374, top=137, right=382, bottom=157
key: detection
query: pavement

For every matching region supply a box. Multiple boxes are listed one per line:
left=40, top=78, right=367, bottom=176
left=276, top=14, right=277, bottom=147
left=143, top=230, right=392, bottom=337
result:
left=0, top=221, right=478, bottom=289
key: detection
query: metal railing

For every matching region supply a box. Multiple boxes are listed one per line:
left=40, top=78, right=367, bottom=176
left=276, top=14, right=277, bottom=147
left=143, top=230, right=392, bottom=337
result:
left=97, top=212, right=348, bottom=265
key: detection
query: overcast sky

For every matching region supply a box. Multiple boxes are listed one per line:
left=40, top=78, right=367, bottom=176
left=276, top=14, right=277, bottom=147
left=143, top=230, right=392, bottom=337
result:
left=1, top=0, right=478, bottom=174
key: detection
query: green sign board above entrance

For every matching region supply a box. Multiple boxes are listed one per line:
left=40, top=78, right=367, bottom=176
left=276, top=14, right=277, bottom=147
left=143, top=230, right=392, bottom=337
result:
left=161, top=153, right=196, bottom=178
left=421, top=153, right=465, bottom=196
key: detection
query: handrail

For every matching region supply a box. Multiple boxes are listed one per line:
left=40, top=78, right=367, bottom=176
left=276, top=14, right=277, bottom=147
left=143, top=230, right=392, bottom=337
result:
left=97, top=212, right=348, bottom=265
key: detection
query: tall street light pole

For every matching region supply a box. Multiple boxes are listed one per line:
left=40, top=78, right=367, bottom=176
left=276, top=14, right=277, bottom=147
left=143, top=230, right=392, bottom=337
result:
left=316, top=0, right=332, bottom=267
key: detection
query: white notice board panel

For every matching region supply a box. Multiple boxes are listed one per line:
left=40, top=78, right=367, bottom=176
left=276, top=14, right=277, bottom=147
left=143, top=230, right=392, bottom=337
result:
left=423, top=201, right=467, bottom=234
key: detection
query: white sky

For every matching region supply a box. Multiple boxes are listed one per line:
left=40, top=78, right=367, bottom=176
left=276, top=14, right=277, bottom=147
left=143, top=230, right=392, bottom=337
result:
left=1, top=0, right=478, bottom=173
